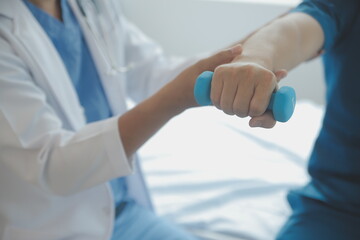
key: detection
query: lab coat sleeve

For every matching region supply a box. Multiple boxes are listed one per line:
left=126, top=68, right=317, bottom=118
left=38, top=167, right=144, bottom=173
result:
left=0, top=37, right=133, bottom=196
left=121, top=16, right=200, bottom=103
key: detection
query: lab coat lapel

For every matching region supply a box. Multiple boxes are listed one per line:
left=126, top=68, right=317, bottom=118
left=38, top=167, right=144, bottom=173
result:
left=1, top=0, right=153, bottom=211
left=4, top=0, right=86, bottom=130
left=69, top=0, right=153, bottom=210
left=68, top=0, right=129, bottom=116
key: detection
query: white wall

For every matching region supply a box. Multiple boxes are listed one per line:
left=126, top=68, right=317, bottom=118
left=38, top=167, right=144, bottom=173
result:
left=121, top=0, right=325, bottom=105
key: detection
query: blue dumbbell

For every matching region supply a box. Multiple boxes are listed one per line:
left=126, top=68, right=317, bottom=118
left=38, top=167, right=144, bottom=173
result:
left=194, top=71, right=296, bottom=122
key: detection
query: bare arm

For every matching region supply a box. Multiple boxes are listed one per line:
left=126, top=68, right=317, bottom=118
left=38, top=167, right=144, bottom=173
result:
left=211, top=12, right=324, bottom=128
left=118, top=46, right=242, bottom=158
left=237, top=12, right=324, bottom=72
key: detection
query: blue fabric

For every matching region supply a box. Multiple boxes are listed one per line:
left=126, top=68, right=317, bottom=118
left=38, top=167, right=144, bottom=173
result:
left=276, top=193, right=360, bottom=240
left=23, top=0, right=114, bottom=123
left=278, top=1, right=360, bottom=239
left=23, top=0, right=128, bottom=231
left=24, top=1, right=197, bottom=239
left=111, top=200, right=198, bottom=240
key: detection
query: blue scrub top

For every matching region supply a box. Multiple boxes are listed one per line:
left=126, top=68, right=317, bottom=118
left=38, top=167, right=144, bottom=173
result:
left=23, top=0, right=128, bottom=224
left=292, top=0, right=360, bottom=213
left=22, top=4, right=199, bottom=240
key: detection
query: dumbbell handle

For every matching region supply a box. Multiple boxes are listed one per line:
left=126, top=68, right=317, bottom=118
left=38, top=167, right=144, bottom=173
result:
left=194, top=71, right=296, bottom=122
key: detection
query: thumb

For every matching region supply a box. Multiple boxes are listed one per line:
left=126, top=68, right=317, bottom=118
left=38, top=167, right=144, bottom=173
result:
left=272, top=69, right=287, bottom=92
left=274, top=69, right=288, bottom=82
left=201, top=44, right=243, bottom=71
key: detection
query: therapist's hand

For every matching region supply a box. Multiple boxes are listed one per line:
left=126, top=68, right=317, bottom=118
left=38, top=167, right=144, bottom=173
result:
left=118, top=45, right=242, bottom=158
left=160, top=44, right=243, bottom=114
left=210, top=55, right=287, bottom=128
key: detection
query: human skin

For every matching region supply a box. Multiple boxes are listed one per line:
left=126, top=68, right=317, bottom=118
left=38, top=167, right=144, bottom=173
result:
left=29, top=1, right=323, bottom=158
left=28, top=0, right=243, bottom=158
left=213, top=12, right=324, bottom=128
left=118, top=46, right=243, bottom=157
left=28, top=0, right=62, bottom=20
left=117, top=12, right=324, bottom=157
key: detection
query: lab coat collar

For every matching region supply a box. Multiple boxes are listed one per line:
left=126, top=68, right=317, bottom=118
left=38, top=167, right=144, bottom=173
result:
left=1, top=0, right=87, bottom=130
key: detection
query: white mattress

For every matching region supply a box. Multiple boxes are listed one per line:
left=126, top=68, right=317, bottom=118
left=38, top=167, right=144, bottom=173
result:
left=138, top=101, right=324, bottom=240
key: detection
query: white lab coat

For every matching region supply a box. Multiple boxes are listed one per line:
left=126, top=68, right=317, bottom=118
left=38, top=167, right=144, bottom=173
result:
left=0, top=0, right=195, bottom=239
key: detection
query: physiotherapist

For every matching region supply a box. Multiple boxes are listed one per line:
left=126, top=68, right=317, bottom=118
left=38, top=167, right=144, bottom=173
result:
left=0, top=0, right=249, bottom=239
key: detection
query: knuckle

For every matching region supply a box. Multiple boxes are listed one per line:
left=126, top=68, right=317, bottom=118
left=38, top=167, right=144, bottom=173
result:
left=262, top=71, right=276, bottom=85
left=249, top=103, right=264, bottom=117
left=241, top=64, right=255, bottom=78
left=235, top=111, right=248, bottom=118
left=223, top=109, right=235, bottom=116
left=223, top=110, right=234, bottom=116
left=234, top=107, right=248, bottom=118
left=211, top=97, right=220, bottom=107
left=214, top=104, right=222, bottom=111
left=220, top=102, right=234, bottom=115
left=216, top=66, right=242, bottom=85
left=214, top=65, right=227, bottom=76
left=230, top=70, right=241, bottom=84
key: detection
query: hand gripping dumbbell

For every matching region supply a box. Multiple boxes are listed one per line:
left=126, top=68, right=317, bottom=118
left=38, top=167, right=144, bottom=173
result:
left=194, top=71, right=296, bottom=122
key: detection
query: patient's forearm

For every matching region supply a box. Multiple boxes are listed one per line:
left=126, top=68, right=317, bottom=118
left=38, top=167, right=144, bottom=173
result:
left=235, top=12, right=324, bottom=72
left=209, top=12, right=325, bottom=128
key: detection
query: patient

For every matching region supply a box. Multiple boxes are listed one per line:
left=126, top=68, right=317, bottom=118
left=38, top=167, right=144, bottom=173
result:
left=2, top=0, right=358, bottom=239
left=209, top=0, right=360, bottom=239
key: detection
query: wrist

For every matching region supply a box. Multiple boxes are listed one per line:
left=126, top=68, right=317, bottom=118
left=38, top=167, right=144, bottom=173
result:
left=156, top=66, right=201, bottom=115
left=233, top=53, right=274, bottom=71
left=151, top=87, right=188, bottom=118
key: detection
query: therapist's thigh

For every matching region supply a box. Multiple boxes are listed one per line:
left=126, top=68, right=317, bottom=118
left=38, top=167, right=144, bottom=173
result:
left=112, top=201, right=198, bottom=240
left=276, top=192, right=360, bottom=240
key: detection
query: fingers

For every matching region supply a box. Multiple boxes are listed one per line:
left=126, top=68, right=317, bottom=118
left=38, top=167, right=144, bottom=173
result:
left=274, top=69, right=288, bottom=82
left=233, top=72, right=253, bottom=118
left=249, top=111, right=276, bottom=128
left=199, top=45, right=243, bottom=72
left=249, top=71, right=277, bottom=117
left=220, top=78, right=238, bottom=115
left=211, top=63, right=278, bottom=117
left=197, top=46, right=287, bottom=129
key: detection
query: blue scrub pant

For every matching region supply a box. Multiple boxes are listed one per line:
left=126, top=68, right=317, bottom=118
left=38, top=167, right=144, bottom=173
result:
left=110, top=200, right=198, bottom=240
left=276, top=191, right=360, bottom=240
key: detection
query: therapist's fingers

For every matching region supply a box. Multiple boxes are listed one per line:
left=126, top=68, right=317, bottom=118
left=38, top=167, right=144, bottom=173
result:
left=198, top=45, right=243, bottom=72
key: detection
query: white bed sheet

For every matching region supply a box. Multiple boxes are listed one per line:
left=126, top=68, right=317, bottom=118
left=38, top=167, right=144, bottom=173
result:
left=138, top=101, right=324, bottom=240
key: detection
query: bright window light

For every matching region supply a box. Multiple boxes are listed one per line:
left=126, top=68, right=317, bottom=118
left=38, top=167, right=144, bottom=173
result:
left=201, top=0, right=302, bottom=6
